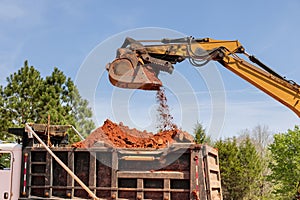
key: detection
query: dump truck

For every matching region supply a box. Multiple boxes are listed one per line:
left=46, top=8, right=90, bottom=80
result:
left=0, top=123, right=222, bottom=200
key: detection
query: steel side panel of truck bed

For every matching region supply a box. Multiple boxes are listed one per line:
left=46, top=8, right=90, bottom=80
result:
left=17, top=144, right=222, bottom=200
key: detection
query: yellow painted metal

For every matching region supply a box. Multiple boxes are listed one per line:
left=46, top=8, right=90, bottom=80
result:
left=144, top=38, right=300, bottom=117
left=108, top=37, right=300, bottom=117
left=144, top=38, right=243, bottom=57
left=220, top=53, right=300, bottom=117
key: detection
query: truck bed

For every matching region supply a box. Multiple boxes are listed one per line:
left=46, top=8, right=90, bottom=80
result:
left=19, top=143, right=222, bottom=200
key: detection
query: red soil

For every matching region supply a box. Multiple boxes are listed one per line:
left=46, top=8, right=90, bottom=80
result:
left=72, top=119, right=194, bottom=149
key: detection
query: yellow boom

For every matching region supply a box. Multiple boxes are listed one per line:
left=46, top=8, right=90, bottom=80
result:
left=106, top=37, right=300, bottom=117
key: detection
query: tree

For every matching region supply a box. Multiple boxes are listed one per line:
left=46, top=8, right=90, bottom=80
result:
left=268, top=126, right=300, bottom=199
left=0, top=85, right=15, bottom=142
left=215, top=136, right=264, bottom=200
left=0, top=62, right=44, bottom=141
left=215, top=138, right=243, bottom=200
left=238, top=125, right=272, bottom=156
left=194, top=122, right=211, bottom=145
left=238, top=125, right=274, bottom=199
left=39, top=67, right=73, bottom=124
left=0, top=61, right=95, bottom=143
left=62, top=78, right=95, bottom=143
left=238, top=137, right=263, bottom=200
left=252, top=125, right=273, bottom=157
left=1, top=61, right=43, bottom=126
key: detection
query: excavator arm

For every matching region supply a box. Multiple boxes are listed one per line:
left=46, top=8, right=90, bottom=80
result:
left=106, top=37, right=300, bottom=117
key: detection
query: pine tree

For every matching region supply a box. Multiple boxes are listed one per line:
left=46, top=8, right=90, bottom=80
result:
left=0, top=85, right=15, bottom=141
left=238, top=125, right=274, bottom=199
left=215, top=138, right=243, bottom=200
left=0, top=61, right=95, bottom=143
left=215, top=137, right=264, bottom=200
left=2, top=61, right=43, bottom=125
left=238, top=137, right=263, bottom=199
left=194, top=122, right=211, bottom=144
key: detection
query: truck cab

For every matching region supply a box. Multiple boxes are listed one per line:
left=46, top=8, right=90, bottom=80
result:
left=0, top=143, right=22, bottom=200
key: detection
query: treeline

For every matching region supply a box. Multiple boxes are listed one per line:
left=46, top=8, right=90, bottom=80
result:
left=0, top=61, right=95, bottom=143
left=194, top=124, right=300, bottom=199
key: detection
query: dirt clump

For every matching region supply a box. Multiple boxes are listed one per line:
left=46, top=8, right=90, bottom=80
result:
left=72, top=119, right=194, bottom=149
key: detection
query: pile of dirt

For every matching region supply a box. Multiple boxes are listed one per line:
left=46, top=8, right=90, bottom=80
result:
left=72, top=86, right=194, bottom=149
left=72, top=119, right=194, bottom=149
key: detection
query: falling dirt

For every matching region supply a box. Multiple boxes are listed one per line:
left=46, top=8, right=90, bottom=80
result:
left=156, top=87, right=177, bottom=131
left=72, top=119, right=194, bottom=149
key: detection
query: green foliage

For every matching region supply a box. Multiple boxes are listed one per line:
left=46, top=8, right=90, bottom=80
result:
left=0, top=153, right=11, bottom=169
left=0, top=86, right=8, bottom=139
left=238, top=125, right=274, bottom=199
left=215, top=137, right=263, bottom=200
left=268, top=126, right=300, bottom=199
left=1, top=61, right=43, bottom=125
left=238, top=137, right=263, bottom=199
left=215, top=138, right=242, bottom=200
left=194, top=122, right=211, bottom=145
left=0, top=61, right=95, bottom=143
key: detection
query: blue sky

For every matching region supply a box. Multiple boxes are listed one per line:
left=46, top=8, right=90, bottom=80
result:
left=1, top=0, right=300, bottom=138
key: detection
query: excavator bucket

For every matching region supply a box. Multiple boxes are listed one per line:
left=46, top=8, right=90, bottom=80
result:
left=106, top=58, right=162, bottom=90
left=106, top=37, right=175, bottom=90
left=106, top=48, right=163, bottom=90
